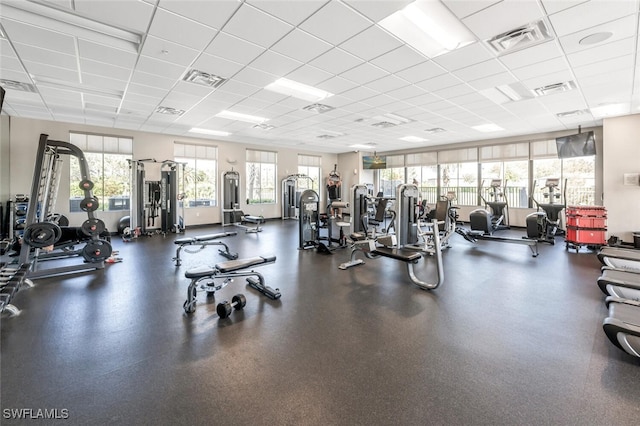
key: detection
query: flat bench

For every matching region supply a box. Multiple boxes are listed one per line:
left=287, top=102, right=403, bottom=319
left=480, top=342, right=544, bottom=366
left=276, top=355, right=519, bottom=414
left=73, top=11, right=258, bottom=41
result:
left=173, top=231, right=238, bottom=266
left=339, top=219, right=444, bottom=290
left=183, top=255, right=279, bottom=314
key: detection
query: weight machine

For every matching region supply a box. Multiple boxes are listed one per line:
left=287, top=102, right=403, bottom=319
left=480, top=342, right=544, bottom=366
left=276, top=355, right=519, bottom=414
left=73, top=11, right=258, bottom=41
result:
left=129, top=159, right=186, bottom=236
left=282, top=174, right=313, bottom=220
left=221, top=170, right=263, bottom=233
left=19, top=134, right=114, bottom=279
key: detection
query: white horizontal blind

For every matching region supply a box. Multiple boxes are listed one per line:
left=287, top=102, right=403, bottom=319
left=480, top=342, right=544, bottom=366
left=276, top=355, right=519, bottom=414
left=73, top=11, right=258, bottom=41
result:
left=247, top=149, right=276, bottom=163
left=175, top=142, right=217, bottom=160
left=298, top=154, right=321, bottom=167
left=406, top=152, right=437, bottom=166
left=70, top=132, right=132, bottom=154
left=479, top=142, right=529, bottom=161
left=385, top=154, right=405, bottom=167
left=530, top=140, right=558, bottom=159
left=438, top=147, right=478, bottom=163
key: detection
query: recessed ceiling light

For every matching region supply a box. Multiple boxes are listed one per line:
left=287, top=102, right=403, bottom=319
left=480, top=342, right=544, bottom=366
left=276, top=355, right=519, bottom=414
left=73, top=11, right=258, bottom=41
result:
left=472, top=123, right=504, bottom=132
left=579, top=32, right=613, bottom=46
left=215, top=110, right=268, bottom=124
left=379, top=0, right=476, bottom=58
left=189, top=128, right=231, bottom=136
left=400, top=136, right=428, bottom=142
left=350, top=143, right=377, bottom=149
left=265, top=78, right=333, bottom=102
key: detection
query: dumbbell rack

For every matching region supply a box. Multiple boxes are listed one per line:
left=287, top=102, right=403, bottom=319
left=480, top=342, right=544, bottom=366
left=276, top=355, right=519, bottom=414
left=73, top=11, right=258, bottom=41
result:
left=19, top=134, right=113, bottom=279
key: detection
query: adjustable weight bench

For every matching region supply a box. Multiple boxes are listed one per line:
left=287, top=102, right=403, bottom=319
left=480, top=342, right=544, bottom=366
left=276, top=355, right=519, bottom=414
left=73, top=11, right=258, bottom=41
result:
left=183, top=255, right=279, bottom=314
left=173, top=231, right=238, bottom=266
left=339, top=219, right=444, bottom=290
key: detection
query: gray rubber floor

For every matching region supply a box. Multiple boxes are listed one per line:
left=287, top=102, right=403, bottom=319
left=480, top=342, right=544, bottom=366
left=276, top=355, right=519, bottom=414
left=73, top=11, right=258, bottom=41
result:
left=2, top=221, right=639, bottom=425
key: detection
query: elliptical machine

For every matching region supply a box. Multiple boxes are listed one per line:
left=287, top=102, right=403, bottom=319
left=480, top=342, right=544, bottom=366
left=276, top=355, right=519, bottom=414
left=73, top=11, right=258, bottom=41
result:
left=526, top=178, right=566, bottom=245
left=469, top=179, right=509, bottom=235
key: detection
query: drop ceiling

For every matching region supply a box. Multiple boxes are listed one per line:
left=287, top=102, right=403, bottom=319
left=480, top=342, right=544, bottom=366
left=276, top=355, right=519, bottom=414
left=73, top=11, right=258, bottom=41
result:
left=0, top=0, right=638, bottom=154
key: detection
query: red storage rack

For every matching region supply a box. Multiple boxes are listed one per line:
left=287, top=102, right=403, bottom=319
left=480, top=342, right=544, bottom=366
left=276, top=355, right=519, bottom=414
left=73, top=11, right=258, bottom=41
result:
left=565, top=206, right=607, bottom=252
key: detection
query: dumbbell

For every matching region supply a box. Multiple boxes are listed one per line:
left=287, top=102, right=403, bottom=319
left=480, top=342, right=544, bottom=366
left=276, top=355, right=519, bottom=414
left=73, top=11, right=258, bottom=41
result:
left=216, top=293, right=246, bottom=318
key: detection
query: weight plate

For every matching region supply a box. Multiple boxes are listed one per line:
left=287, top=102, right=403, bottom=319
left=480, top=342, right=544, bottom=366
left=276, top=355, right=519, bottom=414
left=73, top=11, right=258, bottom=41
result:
left=79, top=179, right=94, bottom=191
left=80, top=197, right=99, bottom=212
left=81, top=240, right=112, bottom=263
left=23, top=222, right=62, bottom=248
left=47, top=213, right=69, bottom=227
left=81, top=218, right=106, bottom=236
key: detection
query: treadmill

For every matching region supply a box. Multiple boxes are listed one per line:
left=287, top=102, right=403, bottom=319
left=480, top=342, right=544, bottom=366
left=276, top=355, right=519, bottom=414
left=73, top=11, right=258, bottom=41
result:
left=603, top=296, right=640, bottom=358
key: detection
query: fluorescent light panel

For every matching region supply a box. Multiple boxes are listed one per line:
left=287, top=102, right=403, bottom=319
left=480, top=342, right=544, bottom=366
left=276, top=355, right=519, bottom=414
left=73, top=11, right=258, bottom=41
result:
left=265, top=78, right=333, bottom=102
left=189, top=128, right=231, bottom=136
left=215, top=110, right=268, bottom=124
left=472, top=123, right=504, bottom=132
left=590, top=103, right=630, bottom=118
left=400, top=136, right=428, bottom=142
left=379, top=0, right=476, bottom=58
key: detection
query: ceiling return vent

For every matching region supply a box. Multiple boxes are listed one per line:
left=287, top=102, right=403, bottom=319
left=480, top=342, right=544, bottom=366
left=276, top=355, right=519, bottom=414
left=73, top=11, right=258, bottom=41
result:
left=487, top=20, right=553, bottom=54
left=302, top=103, right=334, bottom=113
left=556, top=109, right=589, bottom=118
left=155, top=106, right=185, bottom=115
left=183, top=69, right=227, bottom=88
left=534, top=81, right=576, bottom=97
left=369, top=113, right=412, bottom=128
left=0, top=79, right=37, bottom=92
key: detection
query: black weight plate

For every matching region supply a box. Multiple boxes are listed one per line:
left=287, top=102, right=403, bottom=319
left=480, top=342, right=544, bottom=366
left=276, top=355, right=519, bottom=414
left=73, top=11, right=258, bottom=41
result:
left=216, top=301, right=232, bottom=318
left=47, top=213, right=69, bottom=227
left=82, top=240, right=112, bottom=262
left=79, top=179, right=94, bottom=191
left=80, top=197, right=99, bottom=212
left=232, top=294, right=246, bottom=309
left=81, top=218, right=106, bottom=236
left=23, top=222, right=62, bottom=248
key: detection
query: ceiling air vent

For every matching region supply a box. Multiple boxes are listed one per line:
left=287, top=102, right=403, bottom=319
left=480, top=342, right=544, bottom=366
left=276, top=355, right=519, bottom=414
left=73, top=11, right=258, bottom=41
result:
left=371, top=121, right=398, bottom=128
left=302, top=103, right=334, bottom=113
left=533, top=81, right=576, bottom=97
left=155, top=106, right=185, bottom=115
left=487, top=20, right=553, bottom=54
left=557, top=109, right=588, bottom=118
left=424, top=127, right=446, bottom=134
left=317, top=134, right=336, bottom=139
left=0, top=79, right=37, bottom=92
left=252, top=123, right=275, bottom=130
left=183, top=69, right=227, bottom=88
left=369, top=113, right=412, bottom=128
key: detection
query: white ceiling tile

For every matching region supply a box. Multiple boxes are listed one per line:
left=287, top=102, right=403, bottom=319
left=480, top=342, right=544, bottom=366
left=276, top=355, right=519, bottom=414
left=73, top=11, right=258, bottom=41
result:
left=0, top=56, right=24, bottom=72
left=558, top=14, right=638, bottom=55
left=579, top=68, right=632, bottom=90
left=385, top=85, right=427, bottom=102
left=80, top=58, right=131, bottom=81
left=75, top=0, right=155, bottom=33
left=462, top=0, right=546, bottom=40
left=342, top=0, right=411, bottom=22
left=245, top=50, right=302, bottom=77
left=339, top=25, right=403, bottom=61
left=567, top=36, right=635, bottom=68
left=148, top=8, right=218, bottom=50
left=433, top=42, right=494, bottom=72
left=171, top=81, right=214, bottom=98
left=310, top=48, right=364, bottom=75
left=1, top=20, right=76, bottom=55
left=11, top=42, right=76, bottom=70
left=442, top=0, right=502, bottom=19
left=25, top=60, right=79, bottom=82
left=359, top=94, right=396, bottom=108
left=521, top=70, right=575, bottom=91
left=83, top=73, right=128, bottom=91
left=499, top=40, right=563, bottom=69
left=216, top=79, right=261, bottom=98
left=453, top=59, right=507, bottom=82
left=77, top=40, right=137, bottom=68
left=364, top=75, right=410, bottom=93
left=137, top=55, right=186, bottom=80
left=339, top=62, right=388, bottom=85
left=340, top=86, right=379, bottom=102
left=249, top=88, right=290, bottom=104
left=39, top=87, right=82, bottom=104
left=191, top=53, right=244, bottom=79
left=232, top=66, right=278, bottom=88
left=285, top=64, right=334, bottom=86
left=299, top=1, right=372, bottom=45
left=433, top=84, right=476, bottom=100
left=140, top=35, right=200, bottom=66
left=370, top=45, right=427, bottom=74
left=510, top=57, right=570, bottom=81
left=158, top=0, right=241, bottom=28
left=161, top=91, right=205, bottom=110
left=205, top=32, right=265, bottom=65
left=415, top=73, right=464, bottom=92
left=271, top=29, right=332, bottom=63
left=316, top=76, right=358, bottom=95
left=547, top=0, right=637, bottom=37
left=131, top=70, right=177, bottom=90
left=395, top=61, right=447, bottom=84
left=573, top=54, right=634, bottom=80
left=127, top=83, right=170, bottom=99
left=223, top=3, right=294, bottom=49
left=247, top=0, right=328, bottom=26
left=83, top=93, right=122, bottom=108
left=467, top=72, right=518, bottom=91
left=540, top=0, right=589, bottom=15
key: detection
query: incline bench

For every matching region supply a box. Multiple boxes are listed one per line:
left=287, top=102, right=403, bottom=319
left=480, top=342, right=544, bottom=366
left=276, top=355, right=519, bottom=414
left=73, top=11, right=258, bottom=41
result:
left=173, top=231, right=238, bottom=266
left=183, top=255, right=280, bottom=314
left=339, top=219, right=444, bottom=290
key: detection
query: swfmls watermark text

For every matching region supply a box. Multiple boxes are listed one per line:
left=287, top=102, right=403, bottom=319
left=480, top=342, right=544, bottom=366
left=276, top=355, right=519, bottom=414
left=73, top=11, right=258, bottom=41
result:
left=3, top=408, right=69, bottom=420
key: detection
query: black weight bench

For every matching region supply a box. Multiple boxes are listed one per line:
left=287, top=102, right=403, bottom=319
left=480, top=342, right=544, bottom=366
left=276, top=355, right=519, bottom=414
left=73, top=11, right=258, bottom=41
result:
left=183, top=255, right=279, bottom=314
left=173, top=231, right=238, bottom=266
left=339, top=219, right=444, bottom=290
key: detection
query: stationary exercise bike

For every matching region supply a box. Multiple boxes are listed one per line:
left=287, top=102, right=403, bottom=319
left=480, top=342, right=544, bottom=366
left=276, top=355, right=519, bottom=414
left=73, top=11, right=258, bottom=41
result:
left=526, top=178, right=566, bottom=245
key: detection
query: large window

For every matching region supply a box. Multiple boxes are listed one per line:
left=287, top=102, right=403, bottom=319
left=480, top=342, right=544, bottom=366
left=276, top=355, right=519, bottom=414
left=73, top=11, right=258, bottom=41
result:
left=246, top=149, right=276, bottom=204
left=438, top=148, right=478, bottom=206
left=298, top=154, right=321, bottom=194
left=379, top=155, right=405, bottom=197
left=174, top=143, right=217, bottom=207
left=406, top=152, right=438, bottom=204
left=479, top=142, right=529, bottom=208
left=69, top=132, right=132, bottom=212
